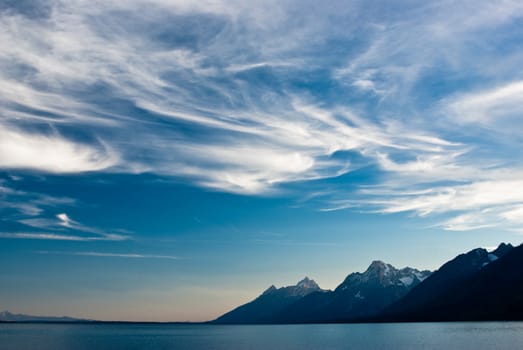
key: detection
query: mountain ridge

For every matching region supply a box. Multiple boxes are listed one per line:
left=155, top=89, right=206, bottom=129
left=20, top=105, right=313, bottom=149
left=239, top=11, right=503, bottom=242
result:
left=272, top=261, right=430, bottom=323
left=214, top=242, right=521, bottom=324
left=213, top=277, right=326, bottom=324
left=214, top=261, right=431, bottom=324
left=376, top=242, right=521, bottom=322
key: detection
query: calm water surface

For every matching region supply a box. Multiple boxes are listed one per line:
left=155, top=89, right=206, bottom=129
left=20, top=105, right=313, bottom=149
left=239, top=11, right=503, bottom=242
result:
left=1, top=322, right=522, bottom=350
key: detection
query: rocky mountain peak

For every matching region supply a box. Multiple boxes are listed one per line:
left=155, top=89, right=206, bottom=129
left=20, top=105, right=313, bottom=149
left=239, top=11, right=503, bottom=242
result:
left=337, top=261, right=431, bottom=292
left=491, top=242, right=513, bottom=258
left=296, top=277, right=320, bottom=290
left=261, top=278, right=322, bottom=298
left=366, top=260, right=395, bottom=276
left=262, top=285, right=277, bottom=295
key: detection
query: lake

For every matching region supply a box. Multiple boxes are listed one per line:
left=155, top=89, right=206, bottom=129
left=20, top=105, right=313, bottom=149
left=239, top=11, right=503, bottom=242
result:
left=1, top=322, right=522, bottom=349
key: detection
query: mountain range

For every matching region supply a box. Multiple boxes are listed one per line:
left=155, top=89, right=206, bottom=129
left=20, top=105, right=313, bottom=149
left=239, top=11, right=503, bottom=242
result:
left=213, top=242, right=520, bottom=324
left=268, top=261, right=430, bottom=323
left=3, top=242, right=520, bottom=324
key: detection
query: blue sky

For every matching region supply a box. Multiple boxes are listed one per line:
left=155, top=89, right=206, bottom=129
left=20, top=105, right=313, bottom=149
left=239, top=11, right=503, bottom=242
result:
left=1, top=0, right=523, bottom=321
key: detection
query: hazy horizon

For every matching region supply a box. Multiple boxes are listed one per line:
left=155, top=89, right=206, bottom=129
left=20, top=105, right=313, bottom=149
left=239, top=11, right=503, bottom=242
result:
left=1, top=0, right=523, bottom=322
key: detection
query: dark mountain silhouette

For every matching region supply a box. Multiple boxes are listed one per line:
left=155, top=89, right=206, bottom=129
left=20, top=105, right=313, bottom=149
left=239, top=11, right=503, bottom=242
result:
left=377, top=243, right=523, bottom=322
left=214, top=277, right=325, bottom=324
left=275, top=261, right=430, bottom=323
left=380, top=244, right=511, bottom=317
left=214, top=242, right=523, bottom=324
left=214, top=262, right=430, bottom=324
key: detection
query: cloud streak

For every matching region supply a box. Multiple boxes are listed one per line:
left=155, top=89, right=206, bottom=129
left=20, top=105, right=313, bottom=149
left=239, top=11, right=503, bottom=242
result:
left=0, top=232, right=127, bottom=241
left=0, top=177, right=130, bottom=242
left=447, top=81, right=523, bottom=127
left=15, top=212, right=130, bottom=241
left=37, top=250, right=179, bottom=260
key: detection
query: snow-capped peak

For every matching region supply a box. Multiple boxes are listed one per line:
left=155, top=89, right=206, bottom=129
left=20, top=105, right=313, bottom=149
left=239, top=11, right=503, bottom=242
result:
left=296, top=276, right=319, bottom=289
left=261, top=277, right=323, bottom=297
left=365, top=260, right=396, bottom=279
left=337, top=261, right=431, bottom=292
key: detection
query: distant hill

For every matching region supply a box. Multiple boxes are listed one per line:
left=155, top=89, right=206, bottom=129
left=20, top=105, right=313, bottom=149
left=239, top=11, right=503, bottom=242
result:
left=0, top=310, right=87, bottom=323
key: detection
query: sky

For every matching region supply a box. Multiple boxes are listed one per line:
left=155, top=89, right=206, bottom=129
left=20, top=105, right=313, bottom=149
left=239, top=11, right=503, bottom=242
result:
left=1, top=0, right=523, bottom=322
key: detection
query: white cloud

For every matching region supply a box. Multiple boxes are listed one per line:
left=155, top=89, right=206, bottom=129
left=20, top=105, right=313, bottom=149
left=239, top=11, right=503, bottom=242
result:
left=225, top=61, right=296, bottom=73
left=351, top=177, right=523, bottom=231
left=0, top=126, right=118, bottom=173
left=70, top=251, right=179, bottom=260
left=447, top=81, right=523, bottom=124
left=35, top=249, right=179, bottom=259
left=17, top=212, right=130, bottom=241
left=0, top=232, right=126, bottom=241
left=0, top=0, right=454, bottom=192
left=1, top=176, right=129, bottom=241
left=441, top=211, right=497, bottom=231
left=57, top=213, right=73, bottom=227
left=501, top=206, right=523, bottom=223
left=0, top=181, right=76, bottom=217
left=352, top=79, right=383, bottom=95
left=375, top=152, right=470, bottom=179
left=1, top=0, right=523, bottom=233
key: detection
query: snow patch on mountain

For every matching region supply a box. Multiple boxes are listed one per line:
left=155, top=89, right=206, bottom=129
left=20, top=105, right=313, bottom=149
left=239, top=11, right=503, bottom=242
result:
left=414, top=271, right=429, bottom=281
left=399, top=276, right=414, bottom=286
left=488, top=254, right=498, bottom=262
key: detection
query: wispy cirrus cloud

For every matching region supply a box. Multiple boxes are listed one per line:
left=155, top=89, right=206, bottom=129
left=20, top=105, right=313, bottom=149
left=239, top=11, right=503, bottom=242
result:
left=0, top=179, right=75, bottom=216
left=36, top=250, right=179, bottom=260
left=16, top=212, right=129, bottom=241
left=0, top=232, right=89, bottom=241
left=0, top=232, right=127, bottom=241
left=0, top=0, right=451, bottom=193
left=323, top=171, right=523, bottom=232
left=446, top=81, right=523, bottom=128
left=0, top=177, right=129, bottom=241
left=1, top=0, right=523, bottom=232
